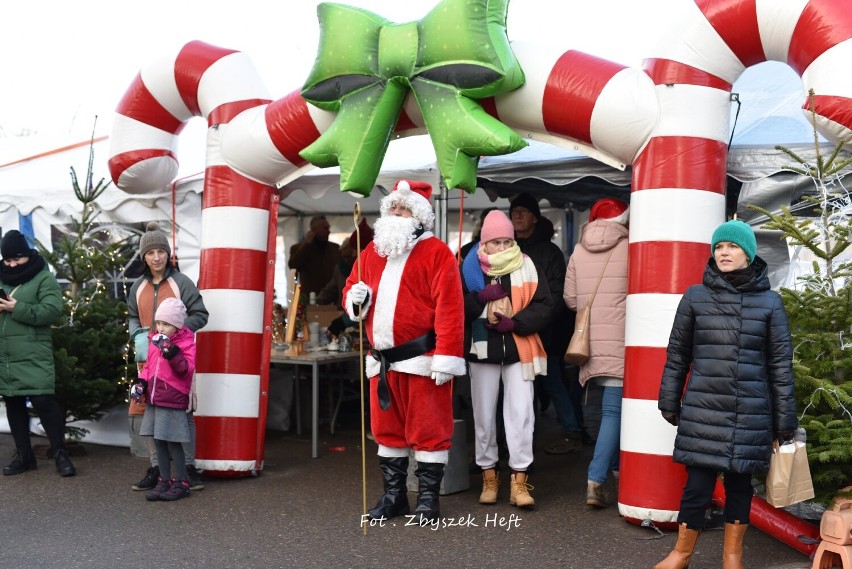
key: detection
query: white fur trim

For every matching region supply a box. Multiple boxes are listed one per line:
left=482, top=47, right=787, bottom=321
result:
left=366, top=354, right=462, bottom=379
left=610, top=207, right=630, bottom=226
left=371, top=253, right=407, bottom=349
left=414, top=449, right=449, bottom=464
left=345, top=284, right=373, bottom=321
left=431, top=354, right=466, bottom=376
left=378, top=444, right=409, bottom=458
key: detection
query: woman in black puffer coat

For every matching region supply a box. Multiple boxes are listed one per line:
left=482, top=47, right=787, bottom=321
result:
left=654, top=220, right=797, bottom=569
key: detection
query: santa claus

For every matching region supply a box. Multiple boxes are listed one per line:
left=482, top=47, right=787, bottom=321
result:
left=343, top=179, right=465, bottom=524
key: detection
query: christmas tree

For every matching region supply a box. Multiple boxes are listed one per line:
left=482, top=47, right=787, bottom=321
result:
left=750, top=90, right=852, bottom=504
left=38, top=131, right=135, bottom=439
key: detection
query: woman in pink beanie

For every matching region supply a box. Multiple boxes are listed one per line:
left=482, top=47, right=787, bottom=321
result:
left=460, top=210, right=551, bottom=508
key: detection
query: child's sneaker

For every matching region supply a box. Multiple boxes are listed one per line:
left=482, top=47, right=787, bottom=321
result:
left=145, top=478, right=171, bottom=501
left=159, top=479, right=191, bottom=502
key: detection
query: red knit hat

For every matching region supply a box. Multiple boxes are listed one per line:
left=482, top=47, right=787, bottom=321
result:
left=589, top=198, right=629, bottom=224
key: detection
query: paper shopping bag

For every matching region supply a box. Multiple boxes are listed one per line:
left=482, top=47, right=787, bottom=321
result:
left=766, top=441, right=815, bottom=507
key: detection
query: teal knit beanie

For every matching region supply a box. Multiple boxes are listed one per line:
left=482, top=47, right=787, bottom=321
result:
left=711, top=220, right=756, bottom=262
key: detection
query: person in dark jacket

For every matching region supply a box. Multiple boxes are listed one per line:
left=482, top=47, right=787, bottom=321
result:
left=288, top=215, right=341, bottom=295
left=462, top=210, right=552, bottom=508
left=654, top=220, right=797, bottom=569
left=509, top=193, right=583, bottom=454
left=0, top=230, right=75, bottom=477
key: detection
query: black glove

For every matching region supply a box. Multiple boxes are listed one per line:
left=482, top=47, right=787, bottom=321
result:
left=161, top=344, right=180, bottom=360
left=775, top=430, right=795, bottom=444
left=661, top=411, right=680, bottom=426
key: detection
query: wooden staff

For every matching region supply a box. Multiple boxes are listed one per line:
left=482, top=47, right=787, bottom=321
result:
left=354, top=202, right=368, bottom=535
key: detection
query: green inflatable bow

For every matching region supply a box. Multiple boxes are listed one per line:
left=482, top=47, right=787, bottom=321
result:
left=300, top=0, right=527, bottom=196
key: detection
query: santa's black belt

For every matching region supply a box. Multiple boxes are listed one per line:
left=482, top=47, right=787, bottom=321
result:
left=370, top=331, right=437, bottom=410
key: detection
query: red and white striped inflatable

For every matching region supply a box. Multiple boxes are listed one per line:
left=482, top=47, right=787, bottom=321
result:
left=109, top=3, right=852, bottom=520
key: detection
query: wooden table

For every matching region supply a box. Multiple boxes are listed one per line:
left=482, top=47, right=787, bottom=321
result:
left=269, top=349, right=361, bottom=458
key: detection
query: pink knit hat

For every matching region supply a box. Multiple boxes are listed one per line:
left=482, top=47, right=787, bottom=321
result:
left=155, top=297, right=187, bottom=329
left=480, top=210, right=514, bottom=244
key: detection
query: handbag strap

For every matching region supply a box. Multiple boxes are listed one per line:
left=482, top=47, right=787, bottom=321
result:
left=586, top=247, right=615, bottom=309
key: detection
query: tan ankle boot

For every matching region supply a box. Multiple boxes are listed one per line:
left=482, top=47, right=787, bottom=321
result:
left=586, top=481, right=609, bottom=508
left=509, top=472, right=535, bottom=508
left=722, top=521, right=747, bottom=569
left=479, top=469, right=499, bottom=504
left=654, top=523, right=700, bottom=569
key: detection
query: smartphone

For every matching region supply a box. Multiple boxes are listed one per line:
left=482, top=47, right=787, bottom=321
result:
left=0, top=290, right=7, bottom=301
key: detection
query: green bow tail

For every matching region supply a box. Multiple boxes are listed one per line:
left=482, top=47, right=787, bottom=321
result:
left=300, top=0, right=527, bottom=196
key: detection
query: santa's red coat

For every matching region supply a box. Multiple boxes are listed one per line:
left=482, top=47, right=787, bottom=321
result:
left=343, top=235, right=465, bottom=379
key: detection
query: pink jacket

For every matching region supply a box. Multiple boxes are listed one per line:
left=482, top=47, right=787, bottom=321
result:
left=138, top=326, right=196, bottom=409
left=563, top=220, right=628, bottom=387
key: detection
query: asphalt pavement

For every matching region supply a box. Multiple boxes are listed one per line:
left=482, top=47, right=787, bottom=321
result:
left=0, top=403, right=817, bottom=569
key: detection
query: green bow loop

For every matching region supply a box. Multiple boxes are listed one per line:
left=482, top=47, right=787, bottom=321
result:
left=412, top=78, right=526, bottom=192
left=301, top=4, right=391, bottom=111
left=300, top=0, right=526, bottom=195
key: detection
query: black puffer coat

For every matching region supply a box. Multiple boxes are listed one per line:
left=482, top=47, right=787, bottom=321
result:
left=658, top=256, right=797, bottom=474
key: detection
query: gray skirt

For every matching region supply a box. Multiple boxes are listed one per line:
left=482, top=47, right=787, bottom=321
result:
left=139, top=405, right=190, bottom=443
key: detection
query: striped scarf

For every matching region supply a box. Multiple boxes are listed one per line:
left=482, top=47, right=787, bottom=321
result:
left=463, top=243, right=547, bottom=381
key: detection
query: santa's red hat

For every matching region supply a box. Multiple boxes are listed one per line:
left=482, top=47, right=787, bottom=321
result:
left=589, top=197, right=629, bottom=225
left=381, top=179, right=436, bottom=230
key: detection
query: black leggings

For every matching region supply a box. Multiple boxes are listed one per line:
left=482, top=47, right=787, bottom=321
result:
left=677, top=465, right=753, bottom=530
left=4, top=395, right=67, bottom=459
left=153, top=438, right=187, bottom=481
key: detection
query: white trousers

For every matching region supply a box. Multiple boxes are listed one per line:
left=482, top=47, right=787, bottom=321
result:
left=469, top=362, right=535, bottom=472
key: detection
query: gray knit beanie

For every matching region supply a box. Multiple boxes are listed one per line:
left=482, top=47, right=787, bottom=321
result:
left=139, top=222, right=171, bottom=259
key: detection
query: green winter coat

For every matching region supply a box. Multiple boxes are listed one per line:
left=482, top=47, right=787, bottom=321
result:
left=0, top=267, right=62, bottom=396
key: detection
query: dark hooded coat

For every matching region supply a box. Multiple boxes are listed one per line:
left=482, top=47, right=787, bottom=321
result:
left=658, top=256, right=797, bottom=474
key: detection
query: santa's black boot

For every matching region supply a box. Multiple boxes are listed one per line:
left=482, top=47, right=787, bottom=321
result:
left=412, top=462, right=444, bottom=524
left=367, top=457, right=410, bottom=520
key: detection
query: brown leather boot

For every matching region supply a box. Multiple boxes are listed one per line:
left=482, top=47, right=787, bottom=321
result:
left=653, top=523, right=700, bottom=569
left=509, top=471, right=535, bottom=508
left=722, top=521, right=748, bottom=569
left=479, top=468, right=499, bottom=504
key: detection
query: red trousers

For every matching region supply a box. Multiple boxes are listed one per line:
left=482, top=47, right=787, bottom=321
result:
left=370, top=370, right=453, bottom=453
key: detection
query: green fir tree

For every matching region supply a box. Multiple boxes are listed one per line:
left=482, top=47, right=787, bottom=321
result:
left=38, top=132, right=135, bottom=439
left=750, top=90, right=852, bottom=504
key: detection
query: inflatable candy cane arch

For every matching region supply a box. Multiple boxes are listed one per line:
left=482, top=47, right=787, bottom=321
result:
left=109, top=42, right=280, bottom=474
left=109, top=0, right=852, bottom=527
left=618, top=0, right=852, bottom=529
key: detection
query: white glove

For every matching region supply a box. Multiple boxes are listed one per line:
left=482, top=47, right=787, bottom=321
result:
left=431, top=371, right=454, bottom=385
left=349, top=282, right=370, bottom=305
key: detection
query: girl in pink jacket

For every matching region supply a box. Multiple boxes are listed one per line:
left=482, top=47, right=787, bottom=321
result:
left=563, top=198, right=629, bottom=509
left=133, top=297, right=196, bottom=502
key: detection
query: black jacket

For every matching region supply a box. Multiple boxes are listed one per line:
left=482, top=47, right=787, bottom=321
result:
left=515, top=219, right=570, bottom=353
left=658, top=256, right=797, bottom=474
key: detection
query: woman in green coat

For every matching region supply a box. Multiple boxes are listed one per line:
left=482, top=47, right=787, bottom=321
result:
left=0, top=230, right=75, bottom=477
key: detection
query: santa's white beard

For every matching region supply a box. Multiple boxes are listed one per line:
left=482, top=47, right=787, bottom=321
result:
left=372, top=215, right=422, bottom=258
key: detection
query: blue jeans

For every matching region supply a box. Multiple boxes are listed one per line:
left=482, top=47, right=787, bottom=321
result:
left=540, top=354, right=580, bottom=432
left=587, top=385, right=622, bottom=484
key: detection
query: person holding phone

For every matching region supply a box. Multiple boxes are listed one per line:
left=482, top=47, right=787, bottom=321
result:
left=0, top=230, right=76, bottom=477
